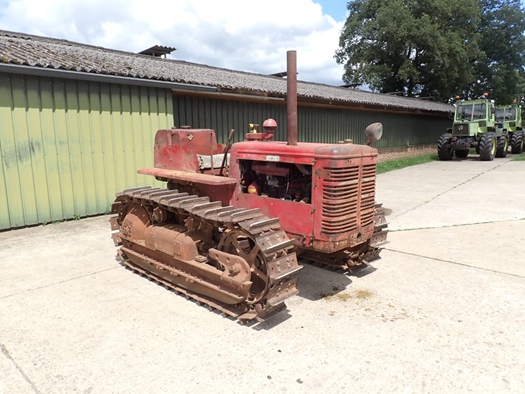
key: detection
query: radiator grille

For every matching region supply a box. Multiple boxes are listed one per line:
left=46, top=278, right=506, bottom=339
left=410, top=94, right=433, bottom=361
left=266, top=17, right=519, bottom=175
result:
left=360, top=164, right=376, bottom=228
left=321, top=164, right=376, bottom=235
left=452, top=123, right=469, bottom=135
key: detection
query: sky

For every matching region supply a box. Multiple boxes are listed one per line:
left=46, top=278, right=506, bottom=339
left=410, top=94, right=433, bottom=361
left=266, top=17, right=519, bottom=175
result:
left=0, top=0, right=349, bottom=86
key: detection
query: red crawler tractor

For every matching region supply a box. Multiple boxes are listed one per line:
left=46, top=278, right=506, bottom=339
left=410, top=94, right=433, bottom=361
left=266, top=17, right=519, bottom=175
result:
left=110, top=51, right=388, bottom=321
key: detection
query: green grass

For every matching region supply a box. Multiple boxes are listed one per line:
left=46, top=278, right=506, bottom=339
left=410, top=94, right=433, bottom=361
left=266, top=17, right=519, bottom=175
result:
left=377, top=154, right=438, bottom=174
left=511, top=153, right=525, bottom=161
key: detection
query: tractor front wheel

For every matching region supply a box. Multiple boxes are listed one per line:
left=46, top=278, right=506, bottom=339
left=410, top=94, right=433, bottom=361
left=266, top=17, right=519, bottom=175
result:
left=495, top=135, right=508, bottom=158
left=437, top=133, right=453, bottom=161
left=479, top=133, right=496, bottom=161
left=510, top=131, right=524, bottom=154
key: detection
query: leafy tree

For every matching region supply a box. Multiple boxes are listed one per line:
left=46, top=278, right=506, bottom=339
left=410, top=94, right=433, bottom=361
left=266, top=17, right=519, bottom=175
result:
left=336, top=0, right=525, bottom=103
left=335, top=0, right=482, bottom=101
left=466, top=0, right=525, bottom=103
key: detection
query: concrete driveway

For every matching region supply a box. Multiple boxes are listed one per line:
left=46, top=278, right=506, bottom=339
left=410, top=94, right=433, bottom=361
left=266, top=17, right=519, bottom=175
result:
left=1, top=155, right=524, bottom=393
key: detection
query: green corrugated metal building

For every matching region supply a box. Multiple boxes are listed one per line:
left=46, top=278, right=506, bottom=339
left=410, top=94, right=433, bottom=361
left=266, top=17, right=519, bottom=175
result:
left=0, top=73, right=172, bottom=229
left=173, top=94, right=450, bottom=148
left=0, top=30, right=452, bottom=230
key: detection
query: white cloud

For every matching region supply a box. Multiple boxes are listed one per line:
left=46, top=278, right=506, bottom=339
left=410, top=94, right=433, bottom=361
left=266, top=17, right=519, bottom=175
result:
left=0, top=0, right=346, bottom=85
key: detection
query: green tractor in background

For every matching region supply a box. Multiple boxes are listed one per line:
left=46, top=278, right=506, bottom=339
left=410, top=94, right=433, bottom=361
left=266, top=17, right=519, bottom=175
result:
left=494, top=104, right=524, bottom=154
left=438, top=96, right=508, bottom=161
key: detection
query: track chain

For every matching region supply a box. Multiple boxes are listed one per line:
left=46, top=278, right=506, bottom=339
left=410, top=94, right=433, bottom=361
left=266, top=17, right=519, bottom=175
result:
left=110, top=186, right=302, bottom=321
left=363, top=202, right=389, bottom=262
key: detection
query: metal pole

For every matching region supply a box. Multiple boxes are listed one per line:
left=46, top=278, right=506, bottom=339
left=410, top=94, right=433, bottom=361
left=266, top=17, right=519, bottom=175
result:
left=287, top=50, right=298, bottom=146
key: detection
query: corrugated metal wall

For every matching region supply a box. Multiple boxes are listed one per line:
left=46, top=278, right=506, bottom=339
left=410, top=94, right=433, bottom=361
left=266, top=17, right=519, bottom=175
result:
left=174, top=96, right=449, bottom=148
left=0, top=73, right=172, bottom=230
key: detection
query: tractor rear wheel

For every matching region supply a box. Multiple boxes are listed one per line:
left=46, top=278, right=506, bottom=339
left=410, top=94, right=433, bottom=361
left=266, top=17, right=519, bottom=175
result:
left=455, top=149, right=469, bottom=158
left=437, top=133, right=453, bottom=161
left=479, top=133, right=496, bottom=161
left=495, top=135, right=508, bottom=157
left=510, top=131, right=523, bottom=154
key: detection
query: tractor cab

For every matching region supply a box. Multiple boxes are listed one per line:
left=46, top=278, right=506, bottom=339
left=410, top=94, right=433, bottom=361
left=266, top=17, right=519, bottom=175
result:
left=495, top=103, right=525, bottom=153
left=452, top=97, right=496, bottom=137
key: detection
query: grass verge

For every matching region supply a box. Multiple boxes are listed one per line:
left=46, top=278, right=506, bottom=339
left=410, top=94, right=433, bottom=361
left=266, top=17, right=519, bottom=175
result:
left=511, top=153, right=525, bottom=161
left=377, top=154, right=438, bottom=174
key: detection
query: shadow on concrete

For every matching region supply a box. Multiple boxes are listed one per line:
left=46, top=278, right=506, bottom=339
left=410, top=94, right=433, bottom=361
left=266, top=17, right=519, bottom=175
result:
left=295, top=261, right=377, bottom=301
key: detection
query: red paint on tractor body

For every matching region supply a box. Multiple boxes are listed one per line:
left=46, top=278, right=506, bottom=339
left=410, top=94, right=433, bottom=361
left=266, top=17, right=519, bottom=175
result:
left=229, top=141, right=378, bottom=253
left=140, top=128, right=378, bottom=254
left=154, top=128, right=226, bottom=173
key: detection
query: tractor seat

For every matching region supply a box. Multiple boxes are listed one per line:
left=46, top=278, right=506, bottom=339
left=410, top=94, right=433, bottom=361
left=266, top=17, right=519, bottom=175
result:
left=197, top=153, right=230, bottom=170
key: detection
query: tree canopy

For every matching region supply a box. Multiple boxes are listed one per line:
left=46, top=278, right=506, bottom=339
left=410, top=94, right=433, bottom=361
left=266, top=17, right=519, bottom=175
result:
left=468, top=0, right=525, bottom=103
left=335, top=0, right=525, bottom=103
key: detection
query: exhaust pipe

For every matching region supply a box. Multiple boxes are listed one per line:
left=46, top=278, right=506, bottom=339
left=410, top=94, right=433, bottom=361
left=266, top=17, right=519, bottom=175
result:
left=287, top=50, right=298, bottom=146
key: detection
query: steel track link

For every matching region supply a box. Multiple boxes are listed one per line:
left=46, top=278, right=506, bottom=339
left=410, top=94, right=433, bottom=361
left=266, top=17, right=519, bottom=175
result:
left=120, top=258, right=251, bottom=319
left=110, top=186, right=302, bottom=321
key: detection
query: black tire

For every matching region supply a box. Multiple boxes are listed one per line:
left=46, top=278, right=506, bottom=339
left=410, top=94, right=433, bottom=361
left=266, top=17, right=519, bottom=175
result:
left=479, top=133, right=496, bottom=161
left=510, top=131, right=523, bottom=154
left=495, top=135, right=508, bottom=157
left=437, top=133, right=453, bottom=161
left=455, top=150, right=469, bottom=158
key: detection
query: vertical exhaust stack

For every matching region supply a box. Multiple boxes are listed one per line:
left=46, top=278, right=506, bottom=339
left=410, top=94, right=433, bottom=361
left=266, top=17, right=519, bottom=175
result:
left=287, top=50, right=298, bottom=146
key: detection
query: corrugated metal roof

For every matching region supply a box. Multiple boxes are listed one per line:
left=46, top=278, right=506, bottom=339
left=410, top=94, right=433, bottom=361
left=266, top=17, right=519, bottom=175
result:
left=0, top=29, right=452, bottom=114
